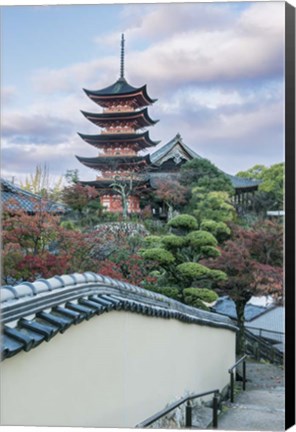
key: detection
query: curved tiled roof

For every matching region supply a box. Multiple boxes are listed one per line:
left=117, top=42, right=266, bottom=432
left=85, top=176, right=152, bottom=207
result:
left=1, top=178, right=66, bottom=214
left=81, top=108, right=158, bottom=129
left=149, top=135, right=261, bottom=190
left=225, top=174, right=261, bottom=189
left=76, top=154, right=151, bottom=170
left=1, top=273, right=237, bottom=361
left=77, top=130, right=160, bottom=148
left=150, top=133, right=202, bottom=165
left=83, top=78, right=157, bottom=106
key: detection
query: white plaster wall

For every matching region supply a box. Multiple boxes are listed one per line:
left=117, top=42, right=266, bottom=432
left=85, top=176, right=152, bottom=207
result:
left=1, top=311, right=236, bottom=428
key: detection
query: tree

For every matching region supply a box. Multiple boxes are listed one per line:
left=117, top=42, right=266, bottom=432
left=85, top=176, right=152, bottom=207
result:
left=2, top=201, right=99, bottom=284
left=61, top=183, right=103, bottom=228
left=180, top=158, right=234, bottom=195
left=109, top=169, right=149, bottom=220
left=65, top=169, right=80, bottom=185
left=20, top=164, right=63, bottom=201
left=236, top=163, right=284, bottom=212
left=141, top=214, right=227, bottom=308
left=203, top=223, right=283, bottom=354
left=191, top=189, right=236, bottom=225
left=153, top=179, right=189, bottom=220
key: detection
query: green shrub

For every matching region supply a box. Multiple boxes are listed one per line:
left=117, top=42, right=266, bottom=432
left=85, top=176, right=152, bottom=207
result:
left=168, top=214, right=198, bottom=231
left=186, top=230, right=218, bottom=248
left=146, top=285, right=181, bottom=301
left=200, top=219, right=231, bottom=242
left=183, top=287, right=218, bottom=303
left=161, top=235, right=187, bottom=249
left=60, top=220, right=76, bottom=230
left=141, top=248, right=175, bottom=265
left=200, top=219, right=218, bottom=232
left=144, top=235, right=163, bottom=247
left=176, top=262, right=210, bottom=279
left=200, top=246, right=221, bottom=257
left=183, top=296, right=210, bottom=310
left=209, top=269, right=228, bottom=282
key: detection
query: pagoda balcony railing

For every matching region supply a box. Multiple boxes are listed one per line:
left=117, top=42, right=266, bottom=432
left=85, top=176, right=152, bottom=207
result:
left=104, top=107, right=135, bottom=113
left=100, top=151, right=138, bottom=157
left=100, top=129, right=136, bottom=134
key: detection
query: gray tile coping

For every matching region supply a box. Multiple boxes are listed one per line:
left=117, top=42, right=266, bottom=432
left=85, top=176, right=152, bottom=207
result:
left=1, top=272, right=238, bottom=361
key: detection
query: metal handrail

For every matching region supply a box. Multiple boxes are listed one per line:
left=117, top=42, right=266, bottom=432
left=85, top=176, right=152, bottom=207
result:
left=228, top=354, right=247, bottom=402
left=244, top=326, right=284, bottom=336
left=244, top=328, right=283, bottom=364
left=136, top=389, right=220, bottom=428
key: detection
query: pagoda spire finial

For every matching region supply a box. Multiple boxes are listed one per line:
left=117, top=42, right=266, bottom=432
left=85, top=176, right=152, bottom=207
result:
left=120, top=33, right=125, bottom=79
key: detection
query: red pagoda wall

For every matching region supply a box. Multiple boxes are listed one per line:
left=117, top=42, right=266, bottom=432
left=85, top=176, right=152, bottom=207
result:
left=101, top=195, right=140, bottom=214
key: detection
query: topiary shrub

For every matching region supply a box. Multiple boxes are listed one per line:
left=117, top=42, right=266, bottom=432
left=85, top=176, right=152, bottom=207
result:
left=144, top=235, right=163, bottom=247
left=184, top=287, right=219, bottom=303
left=209, top=269, right=228, bottom=282
left=176, top=262, right=210, bottom=280
left=141, top=248, right=175, bottom=265
left=168, top=214, right=198, bottom=231
left=185, top=298, right=210, bottom=310
left=161, top=235, right=187, bottom=249
left=186, top=230, right=218, bottom=248
left=145, top=285, right=181, bottom=301
left=200, top=246, right=221, bottom=257
left=200, top=219, right=231, bottom=243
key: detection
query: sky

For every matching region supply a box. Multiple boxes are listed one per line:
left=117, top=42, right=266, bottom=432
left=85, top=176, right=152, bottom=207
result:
left=1, top=1, right=285, bottom=185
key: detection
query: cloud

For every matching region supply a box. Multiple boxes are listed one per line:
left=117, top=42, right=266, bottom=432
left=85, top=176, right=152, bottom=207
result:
left=2, top=135, right=96, bottom=181
left=1, top=86, right=17, bottom=105
left=2, top=112, right=75, bottom=144
left=2, top=3, right=284, bottom=182
left=31, top=3, right=284, bottom=98
left=32, top=57, right=118, bottom=94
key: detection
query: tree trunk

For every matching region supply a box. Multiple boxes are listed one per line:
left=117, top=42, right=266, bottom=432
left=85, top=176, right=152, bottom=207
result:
left=167, top=203, right=174, bottom=220
left=122, top=193, right=128, bottom=220
left=235, top=300, right=247, bottom=355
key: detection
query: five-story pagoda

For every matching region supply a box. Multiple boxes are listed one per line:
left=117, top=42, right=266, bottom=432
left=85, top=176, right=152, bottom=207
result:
left=76, top=34, right=159, bottom=215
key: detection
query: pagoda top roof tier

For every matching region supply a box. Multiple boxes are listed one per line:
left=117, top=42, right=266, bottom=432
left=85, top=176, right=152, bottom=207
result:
left=76, top=154, right=150, bottom=171
left=81, top=108, right=158, bottom=129
left=77, top=131, right=160, bottom=149
left=83, top=78, right=157, bottom=108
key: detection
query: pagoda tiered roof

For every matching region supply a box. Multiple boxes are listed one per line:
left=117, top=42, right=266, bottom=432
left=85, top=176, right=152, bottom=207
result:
left=77, top=131, right=160, bottom=149
left=80, top=178, right=149, bottom=192
left=83, top=78, right=157, bottom=108
left=80, top=108, right=158, bottom=130
left=76, top=154, right=150, bottom=171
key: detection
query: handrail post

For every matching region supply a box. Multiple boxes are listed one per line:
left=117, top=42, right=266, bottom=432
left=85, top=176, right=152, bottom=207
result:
left=230, top=371, right=234, bottom=403
left=212, top=392, right=218, bottom=429
left=242, top=358, right=246, bottom=391
left=185, top=400, right=192, bottom=428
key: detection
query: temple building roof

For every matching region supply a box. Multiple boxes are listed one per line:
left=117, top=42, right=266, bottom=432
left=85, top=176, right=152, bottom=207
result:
left=225, top=173, right=261, bottom=189
left=80, top=108, right=158, bottom=129
left=76, top=154, right=150, bottom=171
left=150, top=133, right=202, bottom=166
left=148, top=134, right=261, bottom=191
left=1, top=178, right=66, bottom=214
left=77, top=131, right=160, bottom=149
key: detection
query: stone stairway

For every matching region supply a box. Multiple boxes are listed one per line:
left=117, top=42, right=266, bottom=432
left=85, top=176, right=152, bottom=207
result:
left=216, top=360, right=285, bottom=431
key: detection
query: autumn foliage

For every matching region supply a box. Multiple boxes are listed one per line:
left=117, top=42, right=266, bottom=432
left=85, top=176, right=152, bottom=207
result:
left=202, top=221, right=283, bottom=353
left=2, top=202, right=98, bottom=283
